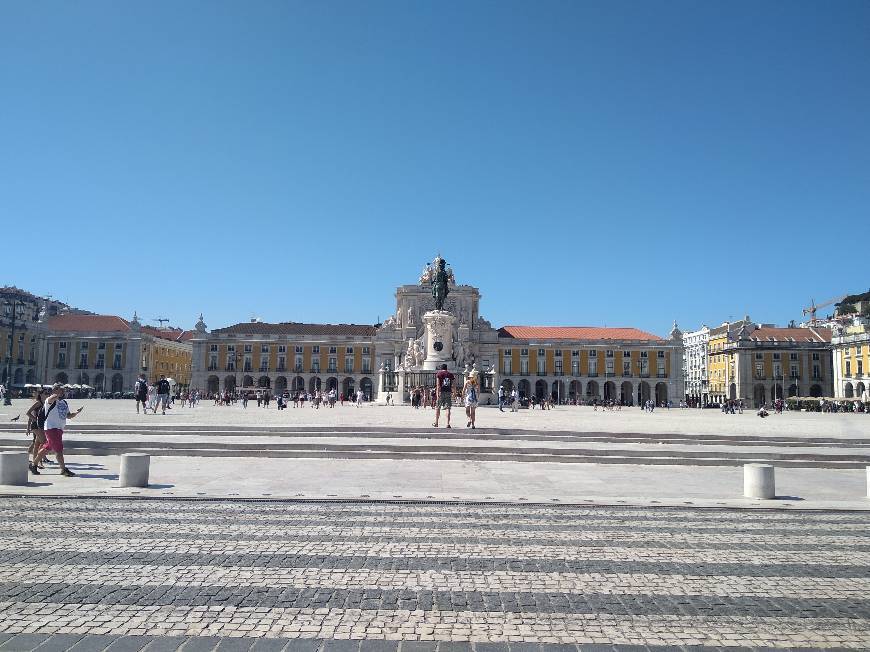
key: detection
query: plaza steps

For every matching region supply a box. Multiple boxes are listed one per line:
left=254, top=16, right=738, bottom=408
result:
left=2, top=423, right=870, bottom=468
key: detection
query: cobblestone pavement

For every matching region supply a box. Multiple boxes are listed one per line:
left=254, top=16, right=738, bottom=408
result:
left=0, top=499, right=868, bottom=650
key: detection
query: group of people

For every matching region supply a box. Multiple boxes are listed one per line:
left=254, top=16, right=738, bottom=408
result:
left=212, top=388, right=369, bottom=409
left=133, top=374, right=196, bottom=415
left=25, top=384, right=83, bottom=477
left=428, top=364, right=480, bottom=429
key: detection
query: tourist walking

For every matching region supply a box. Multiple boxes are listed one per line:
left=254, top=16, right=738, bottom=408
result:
left=155, top=375, right=171, bottom=415
left=134, top=374, right=148, bottom=414
left=497, top=385, right=505, bottom=412
left=25, top=389, right=47, bottom=468
left=510, top=388, right=518, bottom=412
left=433, top=363, right=454, bottom=428
left=463, top=370, right=479, bottom=428
left=30, top=383, right=83, bottom=477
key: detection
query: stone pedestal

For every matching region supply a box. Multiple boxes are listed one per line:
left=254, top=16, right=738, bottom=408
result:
left=422, top=311, right=456, bottom=371
left=743, top=463, right=775, bottom=499
left=0, top=452, right=28, bottom=486
left=120, top=453, right=150, bottom=488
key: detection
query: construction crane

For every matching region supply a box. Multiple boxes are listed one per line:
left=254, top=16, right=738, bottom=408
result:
left=802, top=296, right=846, bottom=323
left=153, top=317, right=170, bottom=328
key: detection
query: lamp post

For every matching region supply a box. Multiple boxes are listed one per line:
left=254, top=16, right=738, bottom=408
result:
left=3, top=299, right=25, bottom=405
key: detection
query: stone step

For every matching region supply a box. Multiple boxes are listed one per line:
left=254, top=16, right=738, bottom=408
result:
left=2, top=438, right=868, bottom=468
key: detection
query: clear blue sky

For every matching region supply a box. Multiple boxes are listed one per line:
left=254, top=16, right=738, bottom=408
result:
left=2, top=1, right=868, bottom=335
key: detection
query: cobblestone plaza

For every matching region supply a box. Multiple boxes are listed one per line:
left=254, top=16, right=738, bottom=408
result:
left=1, top=498, right=869, bottom=650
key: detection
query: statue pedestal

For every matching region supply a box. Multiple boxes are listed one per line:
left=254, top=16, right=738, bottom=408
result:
left=422, top=310, right=455, bottom=370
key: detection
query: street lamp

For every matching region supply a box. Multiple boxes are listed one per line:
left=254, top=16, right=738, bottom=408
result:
left=3, top=298, right=26, bottom=405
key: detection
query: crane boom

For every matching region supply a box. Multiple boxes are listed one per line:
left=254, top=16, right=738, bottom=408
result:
left=802, top=295, right=846, bottom=322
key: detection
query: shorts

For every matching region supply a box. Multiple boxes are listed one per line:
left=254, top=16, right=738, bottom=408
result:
left=438, top=394, right=452, bottom=409
left=42, top=428, right=64, bottom=453
left=464, top=396, right=478, bottom=408
left=157, top=394, right=169, bottom=407
left=136, top=394, right=147, bottom=403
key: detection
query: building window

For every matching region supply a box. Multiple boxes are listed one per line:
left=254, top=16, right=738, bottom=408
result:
left=520, top=358, right=529, bottom=375
left=773, top=352, right=781, bottom=360
left=813, top=365, right=821, bottom=379
left=210, top=344, right=218, bottom=352
left=244, top=356, right=252, bottom=372
left=311, top=359, right=320, bottom=373
left=244, top=345, right=252, bottom=353
left=113, top=353, right=122, bottom=369
left=261, top=345, right=269, bottom=354
left=789, top=352, right=798, bottom=361
left=346, top=347, right=354, bottom=354
left=79, top=353, right=88, bottom=368
left=520, top=348, right=528, bottom=356
left=571, top=350, right=579, bottom=357
left=755, top=352, right=763, bottom=360
left=555, top=360, right=563, bottom=374
left=656, top=360, right=666, bottom=377
left=623, top=360, right=631, bottom=375
left=623, top=350, right=631, bottom=357
left=812, top=353, right=820, bottom=361
left=345, top=356, right=354, bottom=373
left=503, top=357, right=512, bottom=374
left=790, top=364, right=799, bottom=379
left=606, top=350, right=614, bottom=358
left=295, top=346, right=303, bottom=354
left=362, top=346, right=370, bottom=355
left=209, top=355, right=217, bottom=371
left=312, top=346, right=320, bottom=355
left=555, top=349, right=562, bottom=357
left=504, top=349, right=512, bottom=356
left=277, top=356, right=286, bottom=371
left=328, top=357, right=337, bottom=372
left=227, top=345, right=235, bottom=352
left=755, top=362, right=764, bottom=379
left=362, top=358, right=371, bottom=373
left=329, top=347, right=336, bottom=354
left=278, top=345, right=286, bottom=354
left=846, top=361, right=851, bottom=376
left=588, top=359, right=598, bottom=376
left=571, top=360, right=579, bottom=376
left=605, top=359, right=614, bottom=375
left=295, top=356, right=303, bottom=372
left=537, top=348, right=545, bottom=357
left=537, top=357, right=546, bottom=375
left=859, top=360, right=864, bottom=376
left=639, top=351, right=647, bottom=358
left=657, top=350, right=665, bottom=358
left=589, top=350, right=597, bottom=358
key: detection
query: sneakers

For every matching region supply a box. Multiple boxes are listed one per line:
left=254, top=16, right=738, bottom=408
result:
left=60, top=468, right=76, bottom=477
left=28, top=464, right=39, bottom=475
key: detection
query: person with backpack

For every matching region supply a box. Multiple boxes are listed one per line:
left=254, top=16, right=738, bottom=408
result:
left=155, top=375, right=171, bottom=415
left=30, top=383, right=83, bottom=477
left=433, top=363, right=454, bottom=428
left=135, top=374, right=149, bottom=414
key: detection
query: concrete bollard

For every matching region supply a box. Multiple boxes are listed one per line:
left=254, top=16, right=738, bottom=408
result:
left=0, top=452, right=29, bottom=486
left=120, top=453, right=150, bottom=488
left=744, top=463, right=775, bottom=499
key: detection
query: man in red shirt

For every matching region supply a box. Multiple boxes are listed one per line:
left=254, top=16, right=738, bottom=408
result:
left=433, top=363, right=454, bottom=428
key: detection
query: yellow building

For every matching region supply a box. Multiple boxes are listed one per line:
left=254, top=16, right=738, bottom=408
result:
left=712, top=323, right=833, bottom=407
left=192, top=320, right=378, bottom=398
left=832, top=319, right=869, bottom=400
left=43, top=314, right=193, bottom=394
left=495, top=324, right=684, bottom=405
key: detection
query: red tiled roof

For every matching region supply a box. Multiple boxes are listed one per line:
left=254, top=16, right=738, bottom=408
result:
left=141, top=326, right=192, bottom=343
left=212, top=322, right=378, bottom=337
left=498, top=326, right=663, bottom=342
left=48, top=314, right=130, bottom=333
left=750, top=327, right=832, bottom=343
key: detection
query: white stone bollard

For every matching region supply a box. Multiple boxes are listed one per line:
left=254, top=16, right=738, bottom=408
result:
left=119, top=453, right=150, bottom=488
left=0, top=452, right=29, bottom=486
left=744, top=463, right=775, bottom=499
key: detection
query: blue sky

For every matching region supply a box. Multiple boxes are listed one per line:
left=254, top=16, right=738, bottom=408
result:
left=2, top=1, right=868, bottom=335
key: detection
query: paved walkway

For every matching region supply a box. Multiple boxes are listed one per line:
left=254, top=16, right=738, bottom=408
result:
left=1, top=497, right=869, bottom=650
